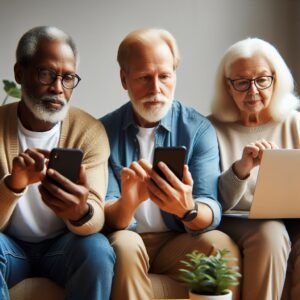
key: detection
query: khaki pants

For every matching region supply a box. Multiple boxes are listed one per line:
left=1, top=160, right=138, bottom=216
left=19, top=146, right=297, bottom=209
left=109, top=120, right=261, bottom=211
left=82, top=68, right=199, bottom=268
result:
left=282, top=219, right=300, bottom=300
left=219, top=218, right=290, bottom=300
left=109, top=229, right=240, bottom=300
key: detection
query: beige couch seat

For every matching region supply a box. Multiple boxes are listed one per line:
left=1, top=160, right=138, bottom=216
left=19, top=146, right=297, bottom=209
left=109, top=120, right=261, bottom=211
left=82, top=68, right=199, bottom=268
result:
left=9, top=274, right=188, bottom=300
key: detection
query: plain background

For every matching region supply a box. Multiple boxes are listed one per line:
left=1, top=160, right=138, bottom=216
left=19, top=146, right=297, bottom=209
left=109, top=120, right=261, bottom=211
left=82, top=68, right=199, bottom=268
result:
left=0, top=0, right=299, bottom=118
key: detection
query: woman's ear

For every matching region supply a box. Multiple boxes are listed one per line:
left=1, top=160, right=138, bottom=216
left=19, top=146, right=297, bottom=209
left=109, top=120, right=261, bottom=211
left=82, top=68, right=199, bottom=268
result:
left=226, top=79, right=233, bottom=97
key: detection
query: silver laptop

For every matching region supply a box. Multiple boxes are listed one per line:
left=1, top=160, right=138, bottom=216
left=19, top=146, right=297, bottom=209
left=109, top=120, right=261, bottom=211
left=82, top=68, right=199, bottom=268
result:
left=223, top=149, right=300, bottom=219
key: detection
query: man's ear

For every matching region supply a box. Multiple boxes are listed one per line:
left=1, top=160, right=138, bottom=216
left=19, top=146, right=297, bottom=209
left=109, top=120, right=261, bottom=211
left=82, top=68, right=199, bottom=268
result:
left=120, top=69, right=128, bottom=90
left=14, top=63, right=22, bottom=84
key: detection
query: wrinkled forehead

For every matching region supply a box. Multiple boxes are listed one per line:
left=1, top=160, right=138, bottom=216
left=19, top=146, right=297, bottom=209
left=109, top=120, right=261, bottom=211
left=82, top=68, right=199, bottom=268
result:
left=125, top=40, right=174, bottom=73
left=32, top=40, right=76, bottom=68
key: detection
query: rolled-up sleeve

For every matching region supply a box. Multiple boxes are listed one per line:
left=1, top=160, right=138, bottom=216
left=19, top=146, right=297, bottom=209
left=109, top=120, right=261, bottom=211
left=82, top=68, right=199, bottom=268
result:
left=187, top=119, right=221, bottom=232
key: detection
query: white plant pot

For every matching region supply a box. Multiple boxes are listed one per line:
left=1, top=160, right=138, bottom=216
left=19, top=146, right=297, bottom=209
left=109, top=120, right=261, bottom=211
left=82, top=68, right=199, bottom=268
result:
left=189, top=290, right=232, bottom=300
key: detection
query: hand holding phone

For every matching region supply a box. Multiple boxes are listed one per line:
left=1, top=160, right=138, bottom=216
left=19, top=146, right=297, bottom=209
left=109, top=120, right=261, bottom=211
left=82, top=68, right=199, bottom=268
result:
left=153, top=146, right=186, bottom=181
left=47, top=148, right=83, bottom=187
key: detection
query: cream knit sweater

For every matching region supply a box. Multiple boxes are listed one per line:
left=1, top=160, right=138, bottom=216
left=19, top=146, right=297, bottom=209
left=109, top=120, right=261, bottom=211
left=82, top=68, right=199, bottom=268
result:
left=209, top=110, right=300, bottom=212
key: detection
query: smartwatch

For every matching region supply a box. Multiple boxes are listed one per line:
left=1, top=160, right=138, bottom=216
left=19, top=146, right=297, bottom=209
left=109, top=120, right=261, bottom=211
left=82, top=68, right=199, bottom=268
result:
left=179, top=202, right=198, bottom=222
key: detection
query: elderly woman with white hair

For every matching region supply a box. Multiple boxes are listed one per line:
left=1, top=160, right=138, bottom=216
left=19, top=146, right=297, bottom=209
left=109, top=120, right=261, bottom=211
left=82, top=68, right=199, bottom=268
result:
left=209, top=37, right=300, bottom=300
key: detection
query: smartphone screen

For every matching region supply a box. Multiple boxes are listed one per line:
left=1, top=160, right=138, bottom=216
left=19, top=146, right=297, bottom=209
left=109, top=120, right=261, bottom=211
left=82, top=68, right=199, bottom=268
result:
left=153, top=146, right=186, bottom=181
left=47, top=148, right=83, bottom=184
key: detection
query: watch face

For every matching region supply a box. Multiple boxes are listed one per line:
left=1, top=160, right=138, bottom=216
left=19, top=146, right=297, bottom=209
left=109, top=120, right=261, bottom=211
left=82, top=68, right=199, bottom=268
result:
left=181, top=202, right=198, bottom=222
left=183, top=209, right=198, bottom=221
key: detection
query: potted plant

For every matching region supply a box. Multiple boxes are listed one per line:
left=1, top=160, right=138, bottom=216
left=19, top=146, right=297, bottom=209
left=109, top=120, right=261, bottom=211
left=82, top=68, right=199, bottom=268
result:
left=179, top=248, right=241, bottom=300
left=2, top=80, right=21, bottom=105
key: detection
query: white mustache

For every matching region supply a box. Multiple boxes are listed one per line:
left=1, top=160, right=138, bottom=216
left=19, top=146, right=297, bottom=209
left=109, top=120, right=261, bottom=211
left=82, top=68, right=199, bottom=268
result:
left=139, top=94, right=169, bottom=104
left=40, top=95, right=67, bottom=105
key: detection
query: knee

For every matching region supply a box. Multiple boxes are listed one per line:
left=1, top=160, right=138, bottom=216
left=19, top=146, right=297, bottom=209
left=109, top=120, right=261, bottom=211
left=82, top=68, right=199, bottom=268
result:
left=196, top=230, right=240, bottom=259
left=179, top=230, right=241, bottom=294
left=0, top=233, right=23, bottom=263
left=249, top=221, right=290, bottom=254
left=70, top=233, right=115, bottom=272
left=109, top=230, right=148, bottom=267
left=110, top=230, right=145, bottom=254
left=195, top=230, right=241, bottom=269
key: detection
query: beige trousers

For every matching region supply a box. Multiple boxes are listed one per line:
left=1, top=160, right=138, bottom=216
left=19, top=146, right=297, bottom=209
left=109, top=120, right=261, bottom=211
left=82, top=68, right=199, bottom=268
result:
left=282, top=219, right=300, bottom=300
left=109, top=229, right=241, bottom=300
left=218, top=218, right=291, bottom=300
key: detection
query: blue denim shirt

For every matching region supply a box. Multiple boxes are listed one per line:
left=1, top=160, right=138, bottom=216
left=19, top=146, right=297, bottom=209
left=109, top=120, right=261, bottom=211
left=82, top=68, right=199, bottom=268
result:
left=100, top=100, right=221, bottom=233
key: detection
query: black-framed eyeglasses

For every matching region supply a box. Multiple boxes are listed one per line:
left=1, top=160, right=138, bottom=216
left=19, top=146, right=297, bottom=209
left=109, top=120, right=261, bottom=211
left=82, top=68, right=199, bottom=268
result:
left=37, top=69, right=81, bottom=89
left=227, top=75, right=274, bottom=92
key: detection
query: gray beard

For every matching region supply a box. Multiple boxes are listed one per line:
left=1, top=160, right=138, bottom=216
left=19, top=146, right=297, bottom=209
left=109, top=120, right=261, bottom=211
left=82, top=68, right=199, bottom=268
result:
left=22, top=89, right=70, bottom=124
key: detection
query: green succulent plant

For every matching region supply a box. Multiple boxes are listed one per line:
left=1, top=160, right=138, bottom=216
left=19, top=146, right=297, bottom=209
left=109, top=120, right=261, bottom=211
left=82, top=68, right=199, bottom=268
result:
left=2, top=80, right=21, bottom=106
left=179, top=248, right=241, bottom=296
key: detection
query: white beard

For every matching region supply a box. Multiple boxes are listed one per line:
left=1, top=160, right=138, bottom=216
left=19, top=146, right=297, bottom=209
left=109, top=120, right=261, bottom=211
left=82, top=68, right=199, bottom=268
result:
left=22, top=89, right=70, bottom=124
left=129, top=92, right=174, bottom=124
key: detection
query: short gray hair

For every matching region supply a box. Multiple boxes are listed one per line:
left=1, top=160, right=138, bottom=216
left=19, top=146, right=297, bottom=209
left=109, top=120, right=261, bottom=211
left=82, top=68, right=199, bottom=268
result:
left=16, top=26, right=79, bottom=67
left=211, top=38, right=299, bottom=122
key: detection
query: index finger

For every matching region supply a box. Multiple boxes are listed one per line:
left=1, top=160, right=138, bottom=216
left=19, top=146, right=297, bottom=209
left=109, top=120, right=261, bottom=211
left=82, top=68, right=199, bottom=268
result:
left=25, top=148, right=50, bottom=158
left=24, top=148, right=49, bottom=171
left=35, top=148, right=50, bottom=158
left=149, top=161, right=182, bottom=189
left=138, top=159, right=152, bottom=173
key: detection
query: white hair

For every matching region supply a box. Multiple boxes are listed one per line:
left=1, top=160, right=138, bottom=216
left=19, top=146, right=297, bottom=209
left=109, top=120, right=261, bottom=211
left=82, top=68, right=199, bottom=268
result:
left=211, top=37, right=299, bottom=122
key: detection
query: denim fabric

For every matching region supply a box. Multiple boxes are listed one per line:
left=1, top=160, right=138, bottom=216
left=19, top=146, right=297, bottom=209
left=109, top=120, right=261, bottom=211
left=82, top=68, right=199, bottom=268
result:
left=100, top=100, right=222, bottom=232
left=0, top=232, right=115, bottom=300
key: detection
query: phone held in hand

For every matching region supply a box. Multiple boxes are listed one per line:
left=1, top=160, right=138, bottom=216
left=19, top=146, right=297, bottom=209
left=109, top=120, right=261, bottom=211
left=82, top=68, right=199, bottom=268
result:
left=153, top=146, right=187, bottom=181
left=47, top=148, right=83, bottom=185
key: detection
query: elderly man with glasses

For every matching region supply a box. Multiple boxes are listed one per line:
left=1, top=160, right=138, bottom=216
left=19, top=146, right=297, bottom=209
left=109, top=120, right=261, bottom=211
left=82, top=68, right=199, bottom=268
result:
left=0, top=26, right=115, bottom=300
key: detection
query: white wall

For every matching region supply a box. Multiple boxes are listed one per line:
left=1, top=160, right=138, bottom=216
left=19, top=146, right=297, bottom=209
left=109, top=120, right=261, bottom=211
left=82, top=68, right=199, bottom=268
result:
left=0, top=0, right=298, bottom=118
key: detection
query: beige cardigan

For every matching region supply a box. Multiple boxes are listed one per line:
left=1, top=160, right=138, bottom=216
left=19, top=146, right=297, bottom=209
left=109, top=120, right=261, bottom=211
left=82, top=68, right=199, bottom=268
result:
left=0, top=102, right=110, bottom=235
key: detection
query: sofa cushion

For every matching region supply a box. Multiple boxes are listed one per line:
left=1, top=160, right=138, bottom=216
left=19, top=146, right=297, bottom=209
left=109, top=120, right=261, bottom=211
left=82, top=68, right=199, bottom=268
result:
left=9, top=274, right=188, bottom=300
left=10, top=278, right=64, bottom=300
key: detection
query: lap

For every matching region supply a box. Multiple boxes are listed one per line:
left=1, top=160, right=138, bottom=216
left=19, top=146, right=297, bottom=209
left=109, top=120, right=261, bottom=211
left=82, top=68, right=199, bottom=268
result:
left=219, top=217, right=289, bottom=247
left=142, top=230, right=239, bottom=275
left=40, top=232, right=113, bottom=280
left=0, top=231, right=113, bottom=287
left=108, top=229, right=240, bottom=292
left=0, top=233, right=32, bottom=288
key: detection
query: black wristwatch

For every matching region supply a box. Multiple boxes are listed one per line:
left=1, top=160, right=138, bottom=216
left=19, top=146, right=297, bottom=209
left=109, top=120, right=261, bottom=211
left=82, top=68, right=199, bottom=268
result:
left=69, top=203, right=94, bottom=226
left=179, top=202, right=198, bottom=222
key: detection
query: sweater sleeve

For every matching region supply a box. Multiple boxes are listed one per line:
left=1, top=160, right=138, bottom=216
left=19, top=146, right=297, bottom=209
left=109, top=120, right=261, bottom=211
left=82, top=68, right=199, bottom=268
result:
left=0, top=175, right=27, bottom=230
left=65, top=198, right=104, bottom=234
left=219, top=166, right=248, bottom=211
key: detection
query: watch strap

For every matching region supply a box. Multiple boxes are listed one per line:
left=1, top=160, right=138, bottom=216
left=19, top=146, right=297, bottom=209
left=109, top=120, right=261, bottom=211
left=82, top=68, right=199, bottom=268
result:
left=69, top=202, right=94, bottom=226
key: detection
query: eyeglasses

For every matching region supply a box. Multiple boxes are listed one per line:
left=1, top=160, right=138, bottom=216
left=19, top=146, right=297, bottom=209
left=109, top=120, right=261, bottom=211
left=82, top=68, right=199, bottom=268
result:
left=37, top=69, right=81, bottom=89
left=228, top=75, right=274, bottom=92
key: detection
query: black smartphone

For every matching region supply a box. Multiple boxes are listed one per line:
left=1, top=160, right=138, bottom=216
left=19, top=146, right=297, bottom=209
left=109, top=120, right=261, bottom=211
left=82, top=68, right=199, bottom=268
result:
left=153, top=146, right=187, bottom=181
left=47, top=148, right=83, bottom=185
